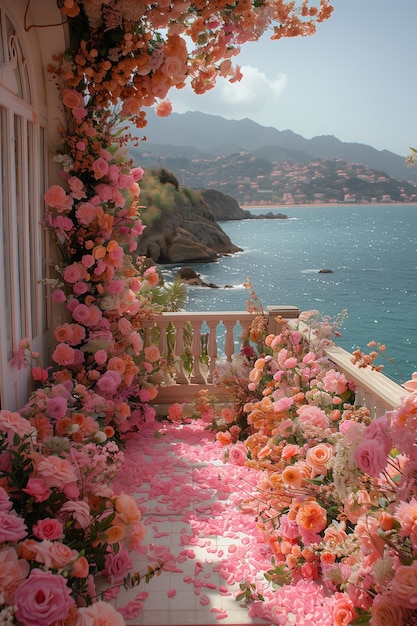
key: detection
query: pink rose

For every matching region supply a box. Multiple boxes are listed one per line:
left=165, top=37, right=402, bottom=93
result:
left=60, top=500, right=92, bottom=529
left=22, top=477, right=51, bottom=502
left=332, top=592, right=357, bottom=625
left=130, top=331, right=143, bottom=355
left=0, top=510, right=27, bottom=542
left=51, top=288, right=66, bottom=303
left=77, top=600, right=125, bottom=626
left=68, top=175, right=86, bottom=199
left=32, top=518, right=63, bottom=541
left=52, top=343, right=76, bottom=366
left=228, top=444, right=247, bottom=466
left=354, top=438, right=388, bottom=476
left=14, top=569, right=74, bottom=626
left=92, top=157, right=109, bottom=180
left=96, top=370, right=121, bottom=394
left=36, top=455, right=77, bottom=488
left=297, top=404, right=329, bottom=430
left=0, top=546, right=30, bottom=604
left=0, top=486, right=11, bottom=512
left=370, top=593, right=405, bottom=625
left=104, top=548, right=133, bottom=582
left=72, top=106, right=87, bottom=119
left=49, top=541, right=79, bottom=568
left=45, top=395, right=68, bottom=420
left=95, top=349, right=108, bottom=365
left=62, top=263, right=82, bottom=283
left=391, top=561, right=417, bottom=609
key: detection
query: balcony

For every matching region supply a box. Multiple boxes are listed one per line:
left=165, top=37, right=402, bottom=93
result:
left=142, top=306, right=406, bottom=417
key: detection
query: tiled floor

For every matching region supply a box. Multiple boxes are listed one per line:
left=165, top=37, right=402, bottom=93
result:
left=111, top=421, right=269, bottom=625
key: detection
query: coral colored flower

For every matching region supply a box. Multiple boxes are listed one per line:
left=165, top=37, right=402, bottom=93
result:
left=73, top=555, right=89, bottom=578
left=61, top=88, right=84, bottom=109
left=77, top=600, right=125, bottom=626
left=31, top=366, right=49, bottom=382
left=144, top=345, right=160, bottom=362
left=332, top=592, right=357, bottom=626
left=52, top=343, right=76, bottom=366
left=168, top=402, right=183, bottom=421
left=221, top=407, right=235, bottom=423
left=44, top=185, right=73, bottom=212
left=14, top=569, right=74, bottom=626
left=281, top=464, right=304, bottom=488
left=115, top=494, right=141, bottom=522
left=216, top=431, right=233, bottom=446
left=155, top=99, right=172, bottom=117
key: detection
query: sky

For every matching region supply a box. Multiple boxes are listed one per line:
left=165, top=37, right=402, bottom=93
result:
left=166, top=0, right=417, bottom=157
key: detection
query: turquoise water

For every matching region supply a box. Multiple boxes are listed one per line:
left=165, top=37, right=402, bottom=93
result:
left=160, top=204, right=417, bottom=382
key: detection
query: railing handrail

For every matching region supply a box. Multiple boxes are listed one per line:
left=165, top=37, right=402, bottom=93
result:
left=144, top=307, right=407, bottom=418
left=323, top=344, right=405, bottom=411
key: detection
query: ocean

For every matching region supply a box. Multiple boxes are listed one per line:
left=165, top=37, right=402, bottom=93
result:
left=159, top=204, right=417, bottom=383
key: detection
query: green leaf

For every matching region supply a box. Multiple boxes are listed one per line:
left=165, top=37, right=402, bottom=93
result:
left=349, top=615, right=371, bottom=625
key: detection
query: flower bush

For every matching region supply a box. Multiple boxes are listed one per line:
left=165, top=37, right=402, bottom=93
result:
left=189, top=310, right=417, bottom=625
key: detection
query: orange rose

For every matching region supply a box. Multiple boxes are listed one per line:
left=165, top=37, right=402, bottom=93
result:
left=115, top=494, right=141, bottom=522
left=281, top=464, right=304, bottom=489
left=305, top=443, right=334, bottom=476
left=295, top=500, right=327, bottom=533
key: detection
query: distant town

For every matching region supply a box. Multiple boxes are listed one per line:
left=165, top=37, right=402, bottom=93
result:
left=135, top=149, right=417, bottom=207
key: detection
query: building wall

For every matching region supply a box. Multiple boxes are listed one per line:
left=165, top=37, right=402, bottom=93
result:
left=0, top=0, right=66, bottom=409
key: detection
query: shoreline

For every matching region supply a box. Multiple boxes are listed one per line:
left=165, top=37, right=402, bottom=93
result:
left=243, top=202, right=417, bottom=210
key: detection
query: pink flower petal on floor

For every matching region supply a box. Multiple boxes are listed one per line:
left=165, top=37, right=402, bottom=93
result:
left=167, top=589, right=176, bottom=598
left=200, top=595, right=210, bottom=606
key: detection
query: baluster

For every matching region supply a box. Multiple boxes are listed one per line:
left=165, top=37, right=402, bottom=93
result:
left=190, top=320, right=205, bottom=384
left=173, top=321, right=189, bottom=384
left=157, top=318, right=169, bottom=358
left=223, top=319, right=236, bottom=362
left=364, top=391, right=376, bottom=419
left=354, top=386, right=366, bottom=409
left=206, top=320, right=219, bottom=382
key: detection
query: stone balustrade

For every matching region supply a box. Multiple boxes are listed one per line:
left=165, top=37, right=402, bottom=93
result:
left=142, top=306, right=406, bottom=416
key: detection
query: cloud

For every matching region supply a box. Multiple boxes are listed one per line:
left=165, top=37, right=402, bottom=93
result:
left=168, top=65, right=288, bottom=121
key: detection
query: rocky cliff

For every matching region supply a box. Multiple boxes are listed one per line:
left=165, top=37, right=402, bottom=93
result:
left=200, top=189, right=250, bottom=220
left=136, top=170, right=242, bottom=264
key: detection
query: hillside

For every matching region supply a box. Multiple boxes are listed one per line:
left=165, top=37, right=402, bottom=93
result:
left=130, top=111, right=417, bottom=206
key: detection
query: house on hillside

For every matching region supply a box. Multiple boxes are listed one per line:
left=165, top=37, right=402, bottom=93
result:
left=0, top=0, right=66, bottom=409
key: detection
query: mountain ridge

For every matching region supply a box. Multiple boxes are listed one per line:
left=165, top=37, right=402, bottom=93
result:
left=136, top=111, right=416, bottom=186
